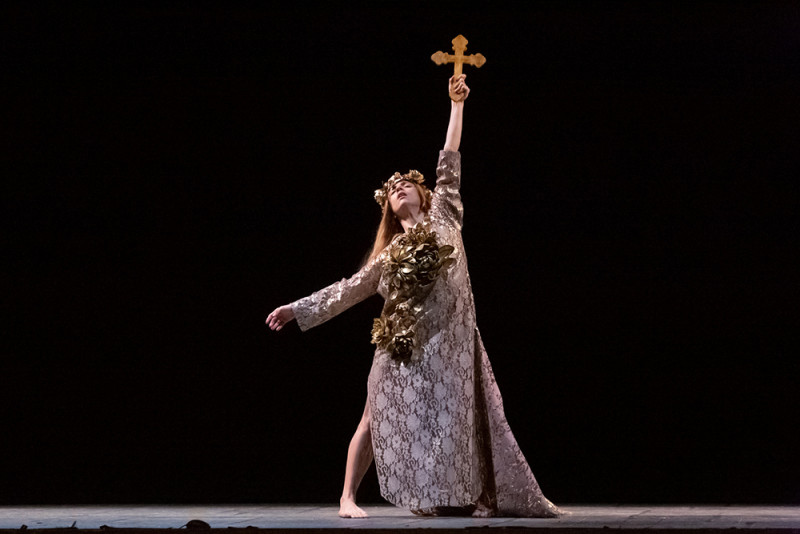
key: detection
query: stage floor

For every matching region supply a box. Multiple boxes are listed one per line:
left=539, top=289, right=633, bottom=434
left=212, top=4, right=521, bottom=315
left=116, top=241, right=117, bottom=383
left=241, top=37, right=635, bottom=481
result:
left=1, top=505, right=798, bottom=532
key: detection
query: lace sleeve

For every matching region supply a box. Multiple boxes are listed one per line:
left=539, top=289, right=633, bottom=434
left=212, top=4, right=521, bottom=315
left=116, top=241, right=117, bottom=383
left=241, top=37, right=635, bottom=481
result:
left=431, top=150, right=463, bottom=230
left=291, top=255, right=383, bottom=332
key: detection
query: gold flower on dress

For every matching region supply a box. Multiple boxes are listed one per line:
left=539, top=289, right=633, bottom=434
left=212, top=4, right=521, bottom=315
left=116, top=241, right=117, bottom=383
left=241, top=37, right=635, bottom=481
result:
left=392, top=332, right=414, bottom=361
left=371, top=317, right=392, bottom=346
left=372, top=221, right=455, bottom=362
left=383, top=222, right=455, bottom=300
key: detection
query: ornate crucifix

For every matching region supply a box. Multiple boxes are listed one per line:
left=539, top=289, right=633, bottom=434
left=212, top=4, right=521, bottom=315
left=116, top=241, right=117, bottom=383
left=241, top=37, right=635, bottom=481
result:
left=431, top=34, right=486, bottom=77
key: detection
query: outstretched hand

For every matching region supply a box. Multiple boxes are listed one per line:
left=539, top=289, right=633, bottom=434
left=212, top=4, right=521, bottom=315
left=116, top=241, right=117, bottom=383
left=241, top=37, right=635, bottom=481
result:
left=449, top=74, right=470, bottom=102
left=266, top=304, right=295, bottom=331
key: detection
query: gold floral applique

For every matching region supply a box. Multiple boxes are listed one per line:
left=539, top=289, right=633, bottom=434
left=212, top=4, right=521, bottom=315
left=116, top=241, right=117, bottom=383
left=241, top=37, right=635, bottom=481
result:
left=371, top=221, right=455, bottom=362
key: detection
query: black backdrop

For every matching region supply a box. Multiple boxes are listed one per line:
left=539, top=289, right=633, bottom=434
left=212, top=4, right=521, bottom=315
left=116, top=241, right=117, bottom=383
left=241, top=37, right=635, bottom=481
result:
left=4, top=1, right=799, bottom=505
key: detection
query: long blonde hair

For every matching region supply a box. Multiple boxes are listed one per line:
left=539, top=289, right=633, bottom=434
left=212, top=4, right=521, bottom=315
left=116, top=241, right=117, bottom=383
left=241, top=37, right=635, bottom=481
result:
left=366, top=182, right=431, bottom=263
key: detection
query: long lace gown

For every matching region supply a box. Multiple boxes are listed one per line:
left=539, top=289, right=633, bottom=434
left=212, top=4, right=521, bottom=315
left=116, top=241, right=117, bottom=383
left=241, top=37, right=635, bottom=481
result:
left=291, top=150, right=561, bottom=517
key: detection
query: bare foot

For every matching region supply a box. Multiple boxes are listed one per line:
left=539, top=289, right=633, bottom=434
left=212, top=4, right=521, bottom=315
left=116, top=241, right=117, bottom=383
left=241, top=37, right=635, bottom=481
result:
left=472, top=506, right=495, bottom=518
left=471, top=493, right=497, bottom=518
left=339, top=497, right=369, bottom=518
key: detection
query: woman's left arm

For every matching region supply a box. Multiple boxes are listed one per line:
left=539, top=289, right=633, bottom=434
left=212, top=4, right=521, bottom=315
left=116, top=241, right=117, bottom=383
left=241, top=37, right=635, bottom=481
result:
left=433, top=75, right=469, bottom=229
left=443, top=74, right=470, bottom=152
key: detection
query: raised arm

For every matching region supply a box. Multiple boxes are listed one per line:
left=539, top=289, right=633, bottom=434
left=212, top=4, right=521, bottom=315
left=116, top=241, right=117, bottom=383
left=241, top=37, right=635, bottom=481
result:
left=443, top=74, right=470, bottom=152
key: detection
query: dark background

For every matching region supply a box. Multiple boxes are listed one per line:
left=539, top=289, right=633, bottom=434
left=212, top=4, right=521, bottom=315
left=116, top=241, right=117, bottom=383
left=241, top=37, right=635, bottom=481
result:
left=3, top=1, right=799, bottom=505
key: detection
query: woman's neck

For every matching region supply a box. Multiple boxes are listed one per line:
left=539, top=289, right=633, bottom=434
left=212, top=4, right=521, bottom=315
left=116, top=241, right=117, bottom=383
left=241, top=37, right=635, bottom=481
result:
left=398, top=209, right=425, bottom=232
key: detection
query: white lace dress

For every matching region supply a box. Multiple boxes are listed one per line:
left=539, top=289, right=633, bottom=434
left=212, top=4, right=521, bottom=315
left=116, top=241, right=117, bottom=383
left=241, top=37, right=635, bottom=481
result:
left=292, top=150, right=561, bottom=517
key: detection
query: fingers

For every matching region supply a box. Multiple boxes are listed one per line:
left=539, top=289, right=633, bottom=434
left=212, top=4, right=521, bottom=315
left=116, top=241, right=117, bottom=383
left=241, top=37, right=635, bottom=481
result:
left=266, top=304, right=296, bottom=331
left=450, top=75, right=468, bottom=95
left=449, top=74, right=466, bottom=88
left=266, top=311, right=282, bottom=331
left=449, top=78, right=469, bottom=103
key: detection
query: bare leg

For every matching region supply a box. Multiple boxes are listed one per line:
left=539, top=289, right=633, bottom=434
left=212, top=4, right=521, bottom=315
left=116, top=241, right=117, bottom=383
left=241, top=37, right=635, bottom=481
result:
left=338, top=399, right=374, bottom=518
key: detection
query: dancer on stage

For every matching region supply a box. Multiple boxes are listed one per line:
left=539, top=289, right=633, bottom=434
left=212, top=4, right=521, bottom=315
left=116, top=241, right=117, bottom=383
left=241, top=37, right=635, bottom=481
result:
left=267, top=74, right=561, bottom=519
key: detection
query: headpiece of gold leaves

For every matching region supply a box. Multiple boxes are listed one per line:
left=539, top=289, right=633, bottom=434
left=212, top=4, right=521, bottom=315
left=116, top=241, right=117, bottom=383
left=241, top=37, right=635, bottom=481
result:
left=374, top=170, right=432, bottom=208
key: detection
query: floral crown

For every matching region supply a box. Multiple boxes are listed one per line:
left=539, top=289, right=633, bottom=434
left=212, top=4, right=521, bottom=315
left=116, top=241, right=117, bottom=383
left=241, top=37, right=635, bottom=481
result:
left=374, top=170, right=433, bottom=208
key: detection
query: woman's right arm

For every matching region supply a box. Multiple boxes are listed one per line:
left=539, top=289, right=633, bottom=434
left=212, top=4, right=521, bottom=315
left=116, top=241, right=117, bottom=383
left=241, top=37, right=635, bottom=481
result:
left=266, top=254, right=383, bottom=332
left=266, top=304, right=294, bottom=331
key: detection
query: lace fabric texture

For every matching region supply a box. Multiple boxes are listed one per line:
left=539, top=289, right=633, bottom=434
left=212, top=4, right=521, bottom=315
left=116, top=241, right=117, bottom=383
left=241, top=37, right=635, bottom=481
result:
left=292, top=150, right=560, bottom=517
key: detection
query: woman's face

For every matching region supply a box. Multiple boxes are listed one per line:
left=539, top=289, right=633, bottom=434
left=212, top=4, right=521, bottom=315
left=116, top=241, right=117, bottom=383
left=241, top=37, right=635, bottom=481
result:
left=389, top=180, right=421, bottom=217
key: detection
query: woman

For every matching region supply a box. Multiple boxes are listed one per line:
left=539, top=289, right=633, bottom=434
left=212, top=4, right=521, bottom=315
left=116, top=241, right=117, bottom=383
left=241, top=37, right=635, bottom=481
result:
left=267, top=75, right=561, bottom=519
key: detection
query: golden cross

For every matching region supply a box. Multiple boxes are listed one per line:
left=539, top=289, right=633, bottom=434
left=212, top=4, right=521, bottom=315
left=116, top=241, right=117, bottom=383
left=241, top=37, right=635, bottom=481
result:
left=431, top=34, right=486, bottom=77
